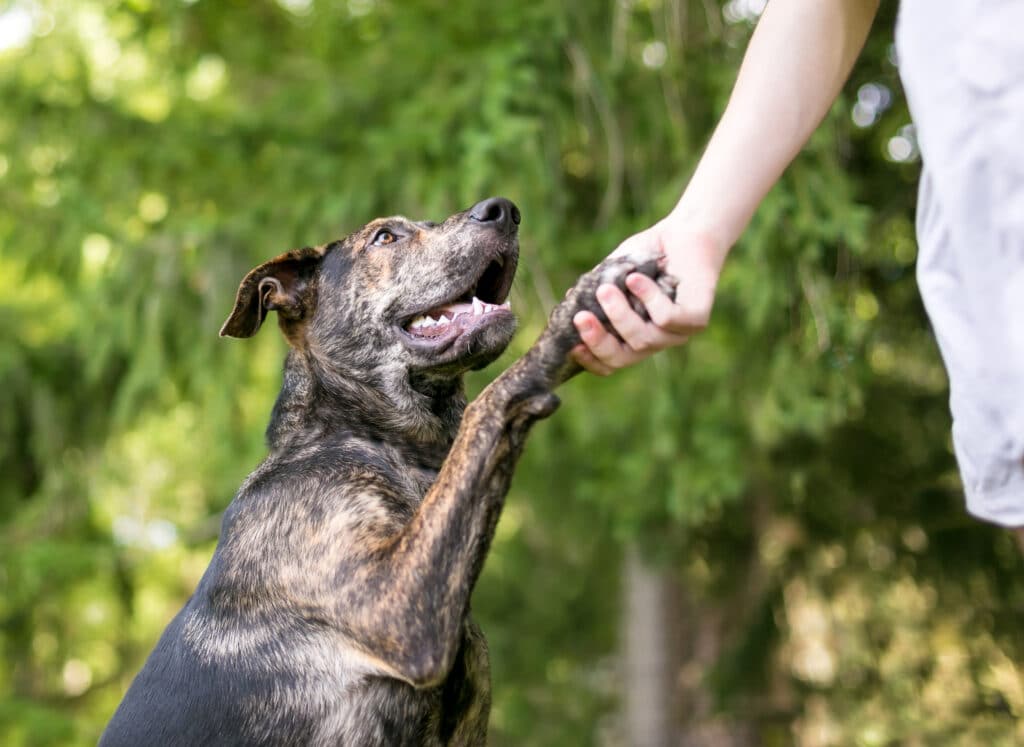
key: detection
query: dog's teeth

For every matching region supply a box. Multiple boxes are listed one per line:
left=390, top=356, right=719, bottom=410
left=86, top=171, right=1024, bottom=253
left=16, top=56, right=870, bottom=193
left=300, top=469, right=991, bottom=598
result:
left=418, top=316, right=439, bottom=328
left=410, top=298, right=509, bottom=331
left=500, top=300, right=511, bottom=310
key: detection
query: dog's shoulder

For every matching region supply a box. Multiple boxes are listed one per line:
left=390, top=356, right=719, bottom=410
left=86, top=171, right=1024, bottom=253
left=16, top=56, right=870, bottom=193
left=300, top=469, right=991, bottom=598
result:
left=206, top=439, right=425, bottom=597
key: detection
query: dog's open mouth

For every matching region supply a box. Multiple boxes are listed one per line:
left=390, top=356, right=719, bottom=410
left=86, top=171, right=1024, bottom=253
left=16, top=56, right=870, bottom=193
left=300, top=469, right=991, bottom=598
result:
left=405, top=297, right=512, bottom=337
left=400, top=255, right=515, bottom=345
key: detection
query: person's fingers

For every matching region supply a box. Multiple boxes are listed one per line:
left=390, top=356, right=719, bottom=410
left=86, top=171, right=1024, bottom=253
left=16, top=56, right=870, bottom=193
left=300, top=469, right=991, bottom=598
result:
left=597, top=284, right=690, bottom=355
left=595, top=285, right=657, bottom=350
left=626, top=272, right=714, bottom=335
left=573, top=308, right=647, bottom=369
left=567, top=223, right=724, bottom=374
left=570, top=343, right=615, bottom=376
left=624, top=273, right=688, bottom=331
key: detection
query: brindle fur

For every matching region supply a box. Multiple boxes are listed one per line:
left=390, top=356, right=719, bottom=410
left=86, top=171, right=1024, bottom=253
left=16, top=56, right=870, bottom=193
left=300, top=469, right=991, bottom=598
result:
left=100, top=198, right=675, bottom=746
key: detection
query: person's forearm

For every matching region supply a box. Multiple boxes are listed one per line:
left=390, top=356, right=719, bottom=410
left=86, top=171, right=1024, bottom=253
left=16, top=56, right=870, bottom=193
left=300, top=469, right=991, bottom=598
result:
left=669, top=0, right=880, bottom=253
left=572, top=0, right=881, bottom=374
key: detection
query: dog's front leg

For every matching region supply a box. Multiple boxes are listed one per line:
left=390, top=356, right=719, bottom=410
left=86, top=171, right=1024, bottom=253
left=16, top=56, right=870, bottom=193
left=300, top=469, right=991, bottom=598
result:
left=340, top=254, right=676, bottom=688
left=342, top=382, right=559, bottom=688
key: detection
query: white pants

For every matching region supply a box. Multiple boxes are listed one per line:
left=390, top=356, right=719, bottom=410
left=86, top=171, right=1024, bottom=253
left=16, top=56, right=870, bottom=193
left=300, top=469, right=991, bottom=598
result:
left=897, top=0, right=1024, bottom=526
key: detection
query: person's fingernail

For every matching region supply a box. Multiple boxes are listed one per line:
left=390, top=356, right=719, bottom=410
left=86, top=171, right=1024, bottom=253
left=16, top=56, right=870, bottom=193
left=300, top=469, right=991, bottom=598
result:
left=597, top=284, right=617, bottom=303
left=626, top=274, right=648, bottom=292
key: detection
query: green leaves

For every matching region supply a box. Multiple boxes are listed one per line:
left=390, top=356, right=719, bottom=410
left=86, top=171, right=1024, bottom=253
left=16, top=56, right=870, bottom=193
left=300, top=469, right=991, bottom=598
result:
left=1, top=1, right=1021, bottom=744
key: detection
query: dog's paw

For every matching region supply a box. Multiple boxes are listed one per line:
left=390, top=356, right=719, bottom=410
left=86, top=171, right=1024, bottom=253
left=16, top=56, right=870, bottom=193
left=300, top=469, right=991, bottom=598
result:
left=578, top=255, right=678, bottom=336
left=513, top=391, right=561, bottom=420
left=551, top=253, right=678, bottom=345
left=510, top=252, right=678, bottom=389
left=504, top=392, right=561, bottom=442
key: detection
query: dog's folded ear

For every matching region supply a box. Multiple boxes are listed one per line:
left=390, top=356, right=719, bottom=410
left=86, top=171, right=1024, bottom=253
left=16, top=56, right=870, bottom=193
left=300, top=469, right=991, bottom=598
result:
left=220, top=246, right=326, bottom=338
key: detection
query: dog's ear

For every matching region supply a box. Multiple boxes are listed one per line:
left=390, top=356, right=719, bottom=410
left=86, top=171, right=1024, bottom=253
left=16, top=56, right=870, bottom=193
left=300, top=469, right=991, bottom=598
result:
left=219, top=245, right=326, bottom=338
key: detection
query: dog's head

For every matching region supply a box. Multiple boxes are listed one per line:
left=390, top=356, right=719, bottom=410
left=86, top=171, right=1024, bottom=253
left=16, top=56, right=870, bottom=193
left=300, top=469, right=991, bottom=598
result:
left=220, top=198, right=520, bottom=382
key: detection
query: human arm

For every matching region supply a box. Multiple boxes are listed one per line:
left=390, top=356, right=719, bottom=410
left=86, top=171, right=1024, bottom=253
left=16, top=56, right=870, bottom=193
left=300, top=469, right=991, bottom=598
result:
left=573, top=0, right=881, bottom=374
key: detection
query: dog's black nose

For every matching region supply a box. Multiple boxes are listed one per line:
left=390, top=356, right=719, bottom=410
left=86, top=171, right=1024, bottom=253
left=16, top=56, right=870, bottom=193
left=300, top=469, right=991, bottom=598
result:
left=469, top=197, right=520, bottom=230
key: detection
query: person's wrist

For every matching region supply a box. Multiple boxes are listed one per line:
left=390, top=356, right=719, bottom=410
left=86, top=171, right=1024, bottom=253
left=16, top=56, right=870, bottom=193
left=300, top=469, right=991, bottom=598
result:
left=655, top=211, right=730, bottom=273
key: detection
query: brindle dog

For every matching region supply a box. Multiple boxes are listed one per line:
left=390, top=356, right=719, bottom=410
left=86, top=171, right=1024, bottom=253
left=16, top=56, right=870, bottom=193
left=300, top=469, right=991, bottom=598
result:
left=100, top=197, right=675, bottom=746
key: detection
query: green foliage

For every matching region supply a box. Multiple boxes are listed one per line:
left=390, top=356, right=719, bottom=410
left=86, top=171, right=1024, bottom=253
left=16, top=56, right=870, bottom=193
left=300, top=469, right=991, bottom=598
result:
left=2, top=1, right=1022, bottom=744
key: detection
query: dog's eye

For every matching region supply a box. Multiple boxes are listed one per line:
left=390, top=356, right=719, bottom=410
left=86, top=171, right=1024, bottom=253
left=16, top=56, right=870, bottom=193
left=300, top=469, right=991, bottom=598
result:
left=371, top=229, right=397, bottom=246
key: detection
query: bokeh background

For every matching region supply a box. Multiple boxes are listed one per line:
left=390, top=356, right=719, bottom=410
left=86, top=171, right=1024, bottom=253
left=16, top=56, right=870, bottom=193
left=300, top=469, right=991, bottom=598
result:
left=2, top=0, right=1023, bottom=745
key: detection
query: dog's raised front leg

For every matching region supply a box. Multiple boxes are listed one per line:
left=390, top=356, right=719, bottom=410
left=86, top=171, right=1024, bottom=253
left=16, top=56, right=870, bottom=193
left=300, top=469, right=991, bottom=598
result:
left=339, top=254, right=676, bottom=687
left=340, top=385, right=558, bottom=688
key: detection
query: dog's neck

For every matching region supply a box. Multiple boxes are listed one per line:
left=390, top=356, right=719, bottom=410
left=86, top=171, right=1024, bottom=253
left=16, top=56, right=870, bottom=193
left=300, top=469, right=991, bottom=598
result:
left=265, top=350, right=465, bottom=469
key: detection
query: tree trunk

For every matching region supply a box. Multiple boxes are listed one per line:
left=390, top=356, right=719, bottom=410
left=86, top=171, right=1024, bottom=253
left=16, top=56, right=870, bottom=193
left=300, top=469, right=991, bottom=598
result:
left=620, top=544, right=760, bottom=747
left=621, top=544, right=683, bottom=747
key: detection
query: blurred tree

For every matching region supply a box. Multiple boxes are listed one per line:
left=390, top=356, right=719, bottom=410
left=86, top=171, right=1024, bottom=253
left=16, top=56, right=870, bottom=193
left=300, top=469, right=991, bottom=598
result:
left=1, top=1, right=1022, bottom=745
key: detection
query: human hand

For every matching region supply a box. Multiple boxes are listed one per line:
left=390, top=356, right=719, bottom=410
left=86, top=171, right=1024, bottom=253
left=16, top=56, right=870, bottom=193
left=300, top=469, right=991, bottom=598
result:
left=570, top=221, right=726, bottom=375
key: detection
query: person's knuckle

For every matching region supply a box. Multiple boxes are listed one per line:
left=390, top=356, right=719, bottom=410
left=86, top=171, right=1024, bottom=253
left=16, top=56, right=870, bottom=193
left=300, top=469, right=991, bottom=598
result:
left=631, top=275, right=657, bottom=298
left=632, top=330, right=661, bottom=354
left=648, top=301, right=676, bottom=328
left=599, top=345, right=623, bottom=363
left=646, top=337, right=669, bottom=354
left=608, top=293, right=634, bottom=316
left=600, top=334, right=626, bottom=355
left=584, top=338, right=612, bottom=361
left=679, top=300, right=711, bottom=329
left=598, top=306, right=622, bottom=327
left=605, top=311, right=630, bottom=331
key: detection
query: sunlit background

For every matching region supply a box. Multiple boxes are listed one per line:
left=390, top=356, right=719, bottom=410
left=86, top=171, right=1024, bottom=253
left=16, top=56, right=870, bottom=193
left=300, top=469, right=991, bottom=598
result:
left=1, top=1, right=1022, bottom=745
